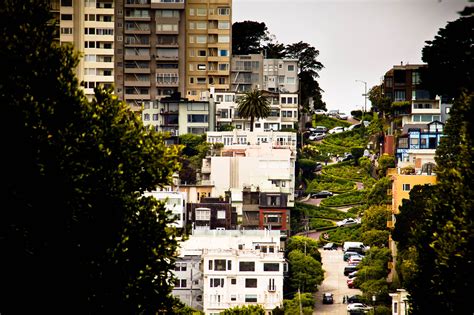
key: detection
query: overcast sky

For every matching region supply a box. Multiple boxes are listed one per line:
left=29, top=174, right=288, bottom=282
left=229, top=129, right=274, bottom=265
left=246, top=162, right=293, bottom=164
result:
left=233, top=0, right=470, bottom=114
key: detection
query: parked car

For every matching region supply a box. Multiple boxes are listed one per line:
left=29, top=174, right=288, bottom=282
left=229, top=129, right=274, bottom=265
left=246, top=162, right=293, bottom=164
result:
left=322, top=292, right=334, bottom=304
left=310, top=190, right=333, bottom=199
left=343, top=251, right=362, bottom=261
left=337, top=112, right=349, bottom=120
left=344, top=265, right=358, bottom=276
left=348, top=270, right=359, bottom=279
left=341, top=154, right=354, bottom=162
left=348, top=256, right=363, bottom=265
left=347, top=278, right=356, bottom=288
left=328, top=126, right=346, bottom=134
left=315, top=162, right=323, bottom=172
left=315, top=109, right=327, bottom=115
left=314, top=125, right=328, bottom=133
left=347, top=303, right=372, bottom=312
left=347, top=295, right=363, bottom=304
left=323, top=242, right=338, bottom=250
left=336, top=218, right=360, bottom=227
left=309, top=133, right=325, bottom=141
left=327, top=109, right=339, bottom=117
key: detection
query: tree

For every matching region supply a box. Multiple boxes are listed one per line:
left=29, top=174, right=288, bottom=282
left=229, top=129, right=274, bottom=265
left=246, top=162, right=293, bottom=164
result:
left=368, top=84, right=391, bottom=115
left=232, top=21, right=268, bottom=55
left=421, top=6, right=474, bottom=99
left=1, top=1, right=182, bottom=313
left=366, top=177, right=392, bottom=206
left=236, top=88, right=271, bottom=131
left=263, top=42, right=286, bottom=59
left=285, top=42, right=325, bottom=110
left=282, top=292, right=315, bottom=315
left=287, top=250, right=324, bottom=293
left=361, top=205, right=390, bottom=232
left=286, top=235, right=322, bottom=262
left=392, top=93, right=474, bottom=314
left=221, top=305, right=266, bottom=314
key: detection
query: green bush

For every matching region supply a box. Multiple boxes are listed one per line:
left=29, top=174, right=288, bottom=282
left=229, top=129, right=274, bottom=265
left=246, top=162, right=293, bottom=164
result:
left=294, top=203, right=354, bottom=220
left=320, top=190, right=367, bottom=207
left=305, top=175, right=355, bottom=194
left=321, top=226, right=362, bottom=243
left=309, top=218, right=335, bottom=230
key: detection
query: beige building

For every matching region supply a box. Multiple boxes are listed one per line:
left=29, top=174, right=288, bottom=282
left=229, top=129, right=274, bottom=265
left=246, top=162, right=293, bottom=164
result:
left=230, top=54, right=264, bottom=93
left=52, top=0, right=115, bottom=100
left=186, top=0, right=232, bottom=101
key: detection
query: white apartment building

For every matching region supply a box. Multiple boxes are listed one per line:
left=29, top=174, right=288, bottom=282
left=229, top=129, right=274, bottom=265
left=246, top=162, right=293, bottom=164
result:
left=214, top=92, right=298, bottom=132
left=53, top=0, right=115, bottom=100
left=204, top=131, right=297, bottom=216
left=143, top=190, right=186, bottom=228
left=173, top=229, right=285, bottom=314
left=263, top=59, right=299, bottom=93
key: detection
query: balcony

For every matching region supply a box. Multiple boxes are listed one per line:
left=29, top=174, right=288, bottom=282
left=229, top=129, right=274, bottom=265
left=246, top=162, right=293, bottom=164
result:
left=150, top=0, right=184, bottom=9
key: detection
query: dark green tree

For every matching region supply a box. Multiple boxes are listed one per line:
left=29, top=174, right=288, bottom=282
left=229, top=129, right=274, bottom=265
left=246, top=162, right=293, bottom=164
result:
left=232, top=20, right=268, bottom=55
left=393, top=93, right=474, bottom=314
left=282, top=292, right=315, bottom=315
left=286, top=235, right=322, bottom=262
left=368, top=84, right=391, bottom=115
left=263, top=42, right=286, bottom=59
left=421, top=6, right=474, bottom=99
left=287, top=250, right=324, bottom=293
left=236, top=88, right=271, bottom=131
left=1, top=1, right=182, bottom=313
left=285, top=42, right=325, bottom=111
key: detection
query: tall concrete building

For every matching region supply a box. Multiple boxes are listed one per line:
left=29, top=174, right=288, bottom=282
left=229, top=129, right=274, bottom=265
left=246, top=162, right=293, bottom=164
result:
left=52, top=0, right=115, bottom=100
left=186, top=0, right=232, bottom=101
left=230, top=54, right=264, bottom=93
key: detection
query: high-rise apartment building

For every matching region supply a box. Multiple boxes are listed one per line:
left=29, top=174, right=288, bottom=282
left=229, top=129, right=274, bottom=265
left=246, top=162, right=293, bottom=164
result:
left=114, top=0, right=186, bottom=111
left=186, top=0, right=232, bottom=101
left=52, top=0, right=115, bottom=101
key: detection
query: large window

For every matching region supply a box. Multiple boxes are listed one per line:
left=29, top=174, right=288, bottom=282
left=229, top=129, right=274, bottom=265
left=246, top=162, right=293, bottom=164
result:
left=210, top=278, right=224, bottom=287
left=239, top=261, right=255, bottom=271
left=188, top=114, right=208, bottom=123
left=245, top=294, right=257, bottom=302
left=174, top=279, right=187, bottom=288
left=196, top=209, right=210, bottom=220
left=264, top=263, right=280, bottom=271
left=394, top=90, right=406, bottom=101
left=245, top=278, right=257, bottom=288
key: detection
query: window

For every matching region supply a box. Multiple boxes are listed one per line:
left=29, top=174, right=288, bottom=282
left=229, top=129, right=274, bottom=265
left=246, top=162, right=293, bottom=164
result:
left=196, top=8, right=207, bottom=16
left=230, top=295, right=236, bottom=301
left=218, top=35, right=229, bottom=43
left=403, top=184, right=411, bottom=191
left=231, top=278, right=236, bottom=285
left=143, top=113, right=150, bottom=121
left=210, top=278, right=224, bottom=287
left=219, top=63, right=229, bottom=71
left=288, top=65, right=295, bottom=71
left=218, top=21, right=230, bottom=29
left=175, top=263, right=187, bottom=271
left=412, top=72, right=421, bottom=85
left=267, top=195, right=281, bottom=206
left=245, top=294, right=257, bottom=302
left=219, top=49, right=228, bottom=57
left=287, top=77, right=295, bottom=84
left=196, top=209, right=210, bottom=220
left=263, top=263, right=280, bottom=271
left=196, top=21, right=207, bottom=30
left=217, top=210, right=226, bottom=219
left=196, top=35, right=207, bottom=43
left=174, top=279, right=187, bottom=288
left=218, top=7, right=230, bottom=15
left=60, top=27, right=73, bottom=35
left=398, top=138, right=408, bottom=149
left=85, top=14, right=95, bottom=21
left=265, top=214, right=281, bottom=224
left=198, top=50, right=206, bottom=57
left=188, top=114, right=208, bottom=123
left=214, top=259, right=226, bottom=271
left=245, top=278, right=257, bottom=288
left=394, top=90, right=406, bottom=101
left=61, top=0, right=72, bottom=6
left=61, top=14, right=72, bottom=20
left=197, top=64, right=206, bottom=70
left=239, top=261, right=255, bottom=271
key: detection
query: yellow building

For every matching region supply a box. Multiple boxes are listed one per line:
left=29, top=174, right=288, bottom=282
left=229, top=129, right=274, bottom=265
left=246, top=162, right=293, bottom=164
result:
left=186, top=0, right=232, bottom=100
left=386, top=167, right=437, bottom=282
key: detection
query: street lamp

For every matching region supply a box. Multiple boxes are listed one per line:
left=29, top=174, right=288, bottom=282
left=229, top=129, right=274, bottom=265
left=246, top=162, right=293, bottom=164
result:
left=355, top=80, right=367, bottom=119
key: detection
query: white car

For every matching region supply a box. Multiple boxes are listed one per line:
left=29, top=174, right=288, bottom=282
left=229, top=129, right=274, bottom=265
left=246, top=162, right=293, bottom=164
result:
left=347, top=303, right=372, bottom=312
left=336, top=218, right=360, bottom=227
left=309, top=133, right=325, bottom=141
left=337, top=112, right=349, bottom=120
left=314, top=109, right=326, bottom=115
left=328, top=126, right=346, bottom=134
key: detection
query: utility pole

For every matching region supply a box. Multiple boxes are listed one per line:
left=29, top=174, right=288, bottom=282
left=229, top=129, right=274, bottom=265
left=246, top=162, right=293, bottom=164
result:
left=298, top=288, right=303, bottom=315
left=355, top=80, right=367, bottom=118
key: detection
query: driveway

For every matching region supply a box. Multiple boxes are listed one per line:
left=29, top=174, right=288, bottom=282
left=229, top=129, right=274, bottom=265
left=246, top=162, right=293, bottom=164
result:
left=314, top=249, right=362, bottom=314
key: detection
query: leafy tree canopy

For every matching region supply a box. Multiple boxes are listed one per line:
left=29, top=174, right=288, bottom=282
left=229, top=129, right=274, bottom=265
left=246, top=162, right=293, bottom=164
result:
left=232, top=20, right=269, bottom=55
left=1, top=1, right=182, bottom=313
left=421, top=6, right=474, bottom=99
left=287, top=250, right=324, bottom=293
left=286, top=235, right=322, bottom=262
left=221, top=304, right=266, bottom=314
left=236, top=88, right=271, bottom=131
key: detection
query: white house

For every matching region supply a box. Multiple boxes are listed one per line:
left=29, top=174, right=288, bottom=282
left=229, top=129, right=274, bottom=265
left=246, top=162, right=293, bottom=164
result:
left=173, top=229, right=285, bottom=314
left=143, top=190, right=186, bottom=228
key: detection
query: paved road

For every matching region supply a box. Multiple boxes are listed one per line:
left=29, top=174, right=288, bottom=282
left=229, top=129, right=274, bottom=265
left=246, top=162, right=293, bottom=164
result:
left=314, top=249, right=362, bottom=314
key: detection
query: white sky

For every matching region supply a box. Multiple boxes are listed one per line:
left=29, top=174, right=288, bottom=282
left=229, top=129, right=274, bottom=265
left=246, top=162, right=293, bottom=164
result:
left=233, top=0, right=470, bottom=114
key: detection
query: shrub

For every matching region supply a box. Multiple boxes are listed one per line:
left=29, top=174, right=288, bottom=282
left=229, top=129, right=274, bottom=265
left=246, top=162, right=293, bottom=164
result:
left=320, top=190, right=367, bottom=207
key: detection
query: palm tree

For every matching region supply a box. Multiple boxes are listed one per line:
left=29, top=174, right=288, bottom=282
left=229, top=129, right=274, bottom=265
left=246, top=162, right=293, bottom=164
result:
left=236, top=89, right=271, bottom=131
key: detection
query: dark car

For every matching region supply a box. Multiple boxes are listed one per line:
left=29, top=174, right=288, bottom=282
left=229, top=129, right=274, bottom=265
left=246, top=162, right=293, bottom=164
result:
left=341, top=154, right=353, bottom=162
left=323, top=242, right=338, bottom=250
left=310, top=190, right=333, bottom=199
left=344, top=265, right=358, bottom=276
left=347, top=295, right=363, bottom=303
left=322, top=293, right=334, bottom=304
left=315, top=162, right=323, bottom=172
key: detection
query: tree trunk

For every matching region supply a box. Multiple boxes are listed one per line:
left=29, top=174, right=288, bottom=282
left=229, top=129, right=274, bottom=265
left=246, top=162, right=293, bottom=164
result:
left=250, top=116, right=254, bottom=131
